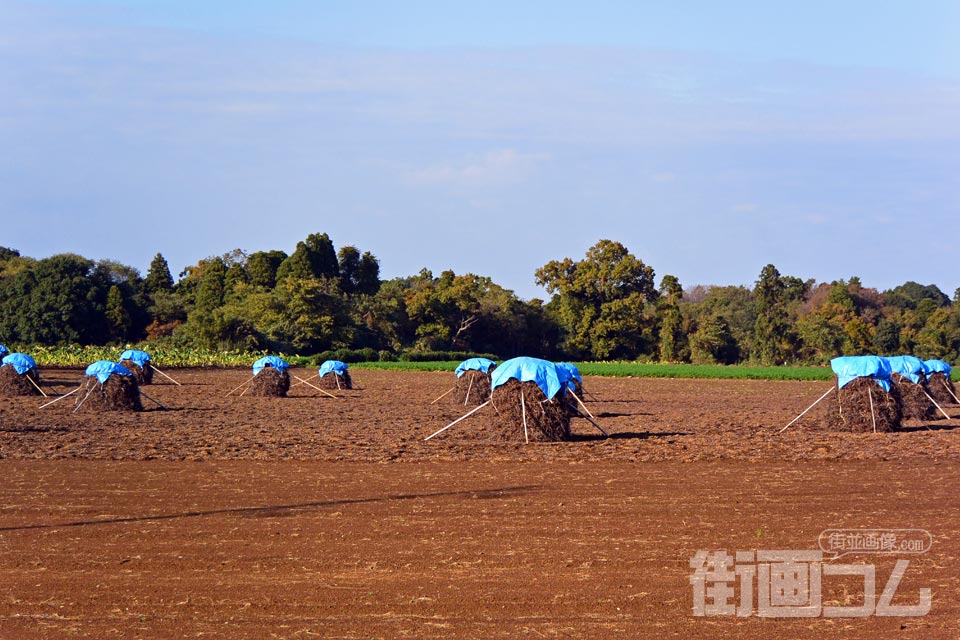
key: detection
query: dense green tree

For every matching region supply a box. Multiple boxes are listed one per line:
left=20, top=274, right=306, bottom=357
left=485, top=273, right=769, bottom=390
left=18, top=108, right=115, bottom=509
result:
left=536, top=240, right=658, bottom=359
left=657, top=274, right=686, bottom=362
left=752, top=264, right=806, bottom=364
left=690, top=314, right=738, bottom=364
left=246, top=250, right=288, bottom=289
left=884, top=282, right=950, bottom=310
left=0, top=254, right=110, bottom=344
left=276, top=233, right=339, bottom=282
left=105, top=285, right=132, bottom=341
left=145, top=253, right=174, bottom=294
left=356, top=251, right=381, bottom=295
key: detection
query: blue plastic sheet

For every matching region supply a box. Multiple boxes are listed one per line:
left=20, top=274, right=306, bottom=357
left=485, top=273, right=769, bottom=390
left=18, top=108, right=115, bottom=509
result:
left=2, top=353, right=37, bottom=375
left=253, top=356, right=289, bottom=375
left=454, top=358, right=496, bottom=378
left=830, top=356, right=892, bottom=392
left=885, top=355, right=929, bottom=384
left=85, top=360, right=133, bottom=384
left=555, top=362, right=582, bottom=383
left=0, top=345, right=8, bottom=358
left=319, top=360, right=349, bottom=378
left=924, top=359, right=952, bottom=376
left=119, top=349, right=152, bottom=366
left=490, top=357, right=572, bottom=400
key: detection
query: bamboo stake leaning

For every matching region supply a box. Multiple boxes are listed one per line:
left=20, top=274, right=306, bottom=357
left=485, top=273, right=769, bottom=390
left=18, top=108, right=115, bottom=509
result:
left=430, top=387, right=455, bottom=405
left=39, top=387, right=79, bottom=409
left=463, top=376, right=474, bottom=406
left=521, top=391, right=529, bottom=444
left=294, top=375, right=338, bottom=399
left=868, top=388, right=877, bottom=433
left=73, top=386, right=96, bottom=413
left=225, top=375, right=256, bottom=397
left=424, top=401, right=490, bottom=441
left=941, top=379, right=960, bottom=404
left=24, top=375, right=48, bottom=398
left=150, top=365, right=182, bottom=386
left=568, top=390, right=608, bottom=436
left=290, top=374, right=318, bottom=388
left=779, top=386, right=835, bottom=434
left=920, top=388, right=951, bottom=420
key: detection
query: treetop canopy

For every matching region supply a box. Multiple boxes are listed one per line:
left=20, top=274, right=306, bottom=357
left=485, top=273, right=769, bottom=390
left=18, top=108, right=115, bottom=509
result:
left=831, top=355, right=892, bottom=392
left=319, top=360, right=349, bottom=378
left=85, top=360, right=133, bottom=383
left=454, top=357, right=496, bottom=378
left=491, top=356, right=573, bottom=400
left=253, top=356, right=289, bottom=375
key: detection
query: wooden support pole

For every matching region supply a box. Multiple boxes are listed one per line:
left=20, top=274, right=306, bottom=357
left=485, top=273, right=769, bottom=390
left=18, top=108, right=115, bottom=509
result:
left=424, top=401, right=490, bottom=441
left=225, top=374, right=256, bottom=397
left=294, top=375, right=337, bottom=399
left=290, top=374, right=318, bottom=388
left=150, top=365, right=182, bottom=386
left=921, top=387, right=952, bottom=420
left=779, top=386, right=835, bottom=434
left=868, top=387, right=877, bottom=433
left=24, top=374, right=48, bottom=397
left=940, top=379, right=960, bottom=404
left=73, top=385, right=96, bottom=413
left=569, top=390, right=608, bottom=436
left=463, top=376, right=474, bottom=406
left=521, top=390, right=529, bottom=444
left=39, top=387, right=79, bottom=409
left=430, top=386, right=455, bottom=405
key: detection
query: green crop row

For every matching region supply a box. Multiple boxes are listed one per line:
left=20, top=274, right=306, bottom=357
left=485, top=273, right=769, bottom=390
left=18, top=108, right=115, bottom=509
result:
left=12, top=347, right=957, bottom=381
left=14, top=344, right=310, bottom=368
left=353, top=360, right=834, bottom=380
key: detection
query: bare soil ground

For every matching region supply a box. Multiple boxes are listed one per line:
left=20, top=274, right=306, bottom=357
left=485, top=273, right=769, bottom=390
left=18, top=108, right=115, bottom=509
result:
left=0, top=369, right=958, bottom=638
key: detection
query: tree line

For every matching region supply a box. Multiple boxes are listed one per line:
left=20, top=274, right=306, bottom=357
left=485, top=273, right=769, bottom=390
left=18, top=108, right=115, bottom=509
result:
left=0, top=237, right=958, bottom=364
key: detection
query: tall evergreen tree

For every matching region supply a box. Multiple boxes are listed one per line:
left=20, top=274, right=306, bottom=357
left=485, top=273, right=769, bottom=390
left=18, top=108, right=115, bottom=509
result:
left=276, top=233, right=339, bottom=282
left=145, top=253, right=174, bottom=294
left=657, top=274, right=685, bottom=362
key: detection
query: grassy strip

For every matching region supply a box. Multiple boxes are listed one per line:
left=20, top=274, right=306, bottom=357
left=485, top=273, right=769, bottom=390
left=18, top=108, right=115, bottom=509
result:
left=12, top=347, right=958, bottom=382
left=353, top=360, right=835, bottom=381
left=352, top=361, right=463, bottom=373
left=572, top=362, right=832, bottom=380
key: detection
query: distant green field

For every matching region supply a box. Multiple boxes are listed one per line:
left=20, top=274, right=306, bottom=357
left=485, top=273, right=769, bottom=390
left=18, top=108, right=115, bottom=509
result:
left=354, top=360, right=835, bottom=381
left=16, top=347, right=957, bottom=381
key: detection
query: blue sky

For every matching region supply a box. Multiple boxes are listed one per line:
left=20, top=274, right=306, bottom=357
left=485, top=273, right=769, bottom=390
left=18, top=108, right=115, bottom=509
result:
left=2, top=0, right=958, bottom=299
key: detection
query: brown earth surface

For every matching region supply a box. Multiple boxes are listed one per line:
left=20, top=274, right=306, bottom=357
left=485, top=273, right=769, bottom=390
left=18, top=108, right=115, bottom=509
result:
left=0, top=368, right=958, bottom=638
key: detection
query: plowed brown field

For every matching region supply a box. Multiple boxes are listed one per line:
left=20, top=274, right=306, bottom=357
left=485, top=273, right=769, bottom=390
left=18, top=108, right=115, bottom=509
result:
left=1, top=369, right=958, bottom=638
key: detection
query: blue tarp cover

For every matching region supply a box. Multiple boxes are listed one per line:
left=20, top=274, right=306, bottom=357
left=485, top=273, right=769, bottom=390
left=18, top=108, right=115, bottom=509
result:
left=490, top=356, right=572, bottom=400
left=253, top=356, right=289, bottom=375
left=885, top=355, right=929, bottom=384
left=85, top=360, right=133, bottom=384
left=119, top=349, right=151, bottom=366
left=924, top=359, right=952, bottom=376
left=830, top=356, right=892, bottom=392
left=319, top=360, right=349, bottom=378
left=555, top=362, right=582, bottom=383
left=0, top=345, right=8, bottom=358
left=454, top=358, right=496, bottom=378
left=2, top=353, right=37, bottom=375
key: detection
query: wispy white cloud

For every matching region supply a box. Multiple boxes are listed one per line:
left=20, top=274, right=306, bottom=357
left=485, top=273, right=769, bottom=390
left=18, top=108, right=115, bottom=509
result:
left=405, top=149, right=550, bottom=189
